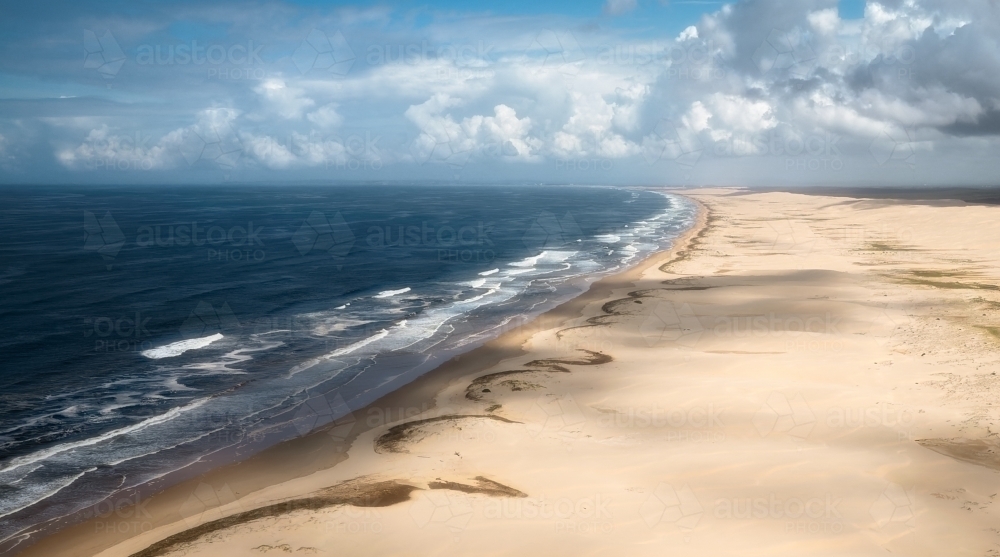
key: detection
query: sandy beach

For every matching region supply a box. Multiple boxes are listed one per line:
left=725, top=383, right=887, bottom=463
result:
left=21, top=188, right=1000, bottom=557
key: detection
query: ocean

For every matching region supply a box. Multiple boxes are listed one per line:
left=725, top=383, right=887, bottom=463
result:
left=0, top=184, right=695, bottom=550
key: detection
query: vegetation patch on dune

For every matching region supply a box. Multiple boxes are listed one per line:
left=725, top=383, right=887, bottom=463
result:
left=901, top=278, right=999, bottom=291
left=130, top=479, right=420, bottom=557
left=374, top=415, right=520, bottom=453
left=428, top=476, right=527, bottom=498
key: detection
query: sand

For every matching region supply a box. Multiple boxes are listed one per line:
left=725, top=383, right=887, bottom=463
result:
left=19, top=188, right=1000, bottom=557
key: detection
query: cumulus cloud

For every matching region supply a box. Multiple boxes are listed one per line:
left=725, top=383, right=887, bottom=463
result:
left=405, top=93, right=542, bottom=165
left=13, top=0, right=1000, bottom=184
left=306, top=104, right=344, bottom=128
left=57, top=125, right=176, bottom=170
left=253, top=79, right=316, bottom=120
left=552, top=91, right=643, bottom=158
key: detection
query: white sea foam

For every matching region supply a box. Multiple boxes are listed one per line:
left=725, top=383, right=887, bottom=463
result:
left=1, top=190, right=700, bottom=538
left=328, top=328, right=390, bottom=357
left=0, top=467, right=97, bottom=520
left=542, top=250, right=576, bottom=263
left=0, top=398, right=209, bottom=476
left=509, top=252, right=547, bottom=267
left=374, top=287, right=411, bottom=298
left=141, top=334, right=223, bottom=359
left=458, top=286, right=501, bottom=304
left=465, top=278, right=487, bottom=288
left=288, top=321, right=408, bottom=376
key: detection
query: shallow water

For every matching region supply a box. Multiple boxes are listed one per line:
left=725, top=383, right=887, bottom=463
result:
left=0, top=184, right=695, bottom=547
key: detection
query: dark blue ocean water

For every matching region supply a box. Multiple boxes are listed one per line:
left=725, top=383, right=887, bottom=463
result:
left=0, top=184, right=694, bottom=549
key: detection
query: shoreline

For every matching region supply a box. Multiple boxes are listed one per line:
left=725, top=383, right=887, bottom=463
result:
left=13, top=195, right=709, bottom=557
left=18, top=186, right=1000, bottom=556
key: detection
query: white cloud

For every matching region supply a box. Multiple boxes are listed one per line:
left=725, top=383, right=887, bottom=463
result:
left=679, top=26, right=699, bottom=41
left=551, top=92, right=641, bottom=159
left=807, top=8, right=840, bottom=36
left=254, top=79, right=316, bottom=120
left=404, top=94, right=541, bottom=164
left=30, top=0, right=1000, bottom=184
left=705, top=94, right=777, bottom=135
left=57, top=125, right=175, bottom=170
left=306, top=104, right=344, bottom=128
left=604, top=0, right=637, bottom=16
left=242, top=131, right=353, bottom=169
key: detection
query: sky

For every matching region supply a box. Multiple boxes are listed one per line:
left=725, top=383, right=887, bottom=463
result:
left=0, top=0, right=997, bottom=186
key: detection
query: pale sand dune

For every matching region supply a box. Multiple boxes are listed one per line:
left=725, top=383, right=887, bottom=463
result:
left=24, top=189, right=1000, bottom=557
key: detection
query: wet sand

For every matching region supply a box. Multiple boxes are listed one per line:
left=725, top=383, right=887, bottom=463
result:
left=20, top=188, right=1000, bottom=557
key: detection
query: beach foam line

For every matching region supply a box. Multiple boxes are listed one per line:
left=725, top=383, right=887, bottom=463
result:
left=288, top=321, right=408, bottom=376
left=0, top=467, right=98, bottom=520
left=141, top=333, right=223, bottom=359
left=0, top=398, right=210, bottom=476
left=478, top=268, right=499, bottom=276
left=465, top=278, right=487, bottom=288
left=374, top=287, right=411, bottom=299
left=509, top=252, right=547, bottom=268
left=328, top=328, right=390, bottom=357
left=458, top=287, right=501, bottom=304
